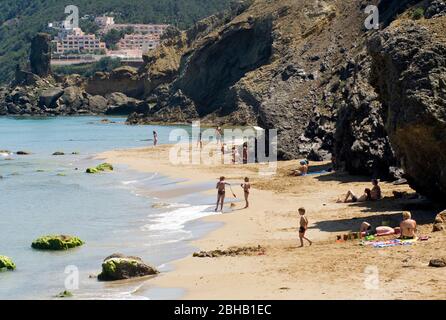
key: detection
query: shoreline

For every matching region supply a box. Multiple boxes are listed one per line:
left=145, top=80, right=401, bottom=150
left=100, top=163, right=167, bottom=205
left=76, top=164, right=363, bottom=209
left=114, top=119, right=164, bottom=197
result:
left=99, top=144, right=446, bottom=300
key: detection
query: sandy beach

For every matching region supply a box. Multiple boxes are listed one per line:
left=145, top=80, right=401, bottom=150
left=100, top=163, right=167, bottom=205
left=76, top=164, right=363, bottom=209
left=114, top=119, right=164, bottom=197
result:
left=99, top=143, right=446, bottom=300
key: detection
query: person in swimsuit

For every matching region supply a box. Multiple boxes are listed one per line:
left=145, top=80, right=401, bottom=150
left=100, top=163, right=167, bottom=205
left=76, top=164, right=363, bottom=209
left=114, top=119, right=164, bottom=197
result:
left=215, top=176, right=231, bottom=212
left=400, top=211, right=417, bottom=240
left=241, top=177, right=251, bottom=208
left=231, top=145, right=236, bottom=164
left=215, top=126, right=222, bottom=146
left=291, top=160, right=309, bottom=176
left=298, top=207, right=312, bottom=247
left=342, top=188, right=372, bottom=203
left=242, top=142, right=248, bottom=164
left=153, top=131, right=158, bottom=147
left=360, top=221, right=373, bottom=237
left=341, top=179, right=381, bottom=203
left=197, top=132, right=203, bottom=149
left=370, top=179, right=382, bottom=200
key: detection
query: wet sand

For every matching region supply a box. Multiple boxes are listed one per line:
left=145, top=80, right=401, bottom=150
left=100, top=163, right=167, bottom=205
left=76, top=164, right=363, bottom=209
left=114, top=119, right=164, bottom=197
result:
left=99, top=143, right=446, bottom=300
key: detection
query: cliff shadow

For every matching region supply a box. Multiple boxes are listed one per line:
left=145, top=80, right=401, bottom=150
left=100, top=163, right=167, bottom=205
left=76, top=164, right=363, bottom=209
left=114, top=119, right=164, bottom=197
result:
left=310, top=197, right=439, bottom=233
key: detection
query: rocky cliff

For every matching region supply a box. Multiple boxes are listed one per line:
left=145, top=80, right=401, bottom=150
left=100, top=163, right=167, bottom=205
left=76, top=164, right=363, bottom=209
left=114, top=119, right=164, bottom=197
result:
left=125, top=0, right=446, bottom=201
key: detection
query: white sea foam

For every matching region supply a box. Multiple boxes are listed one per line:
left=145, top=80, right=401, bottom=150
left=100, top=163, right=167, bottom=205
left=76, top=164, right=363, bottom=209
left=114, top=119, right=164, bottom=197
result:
left=142, top=204, right=216, bottom=232
left=122, top=172, right=159, bottom=185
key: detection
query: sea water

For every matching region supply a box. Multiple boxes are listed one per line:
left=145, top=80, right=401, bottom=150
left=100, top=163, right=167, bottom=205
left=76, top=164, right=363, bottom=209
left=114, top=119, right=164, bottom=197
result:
left=0, top=116, right=221, bottom=299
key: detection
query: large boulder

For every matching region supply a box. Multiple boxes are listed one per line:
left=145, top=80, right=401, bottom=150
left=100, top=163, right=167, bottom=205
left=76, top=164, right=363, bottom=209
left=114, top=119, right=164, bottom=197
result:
left=105, top=92, right=145, bottom=115
left=98, top=253, right=159, bottom=281
left=88, top=95, right=108, bottom=113
left=368, top=20, right=446, bottom=201
left=0, top=255, right=16, bottom=271
left=39, top=88, right=64, bottom=108
left=30, top=33, right=51, bottom=77
left=31, top=235, right=84, bottom=250
left=61, top=86, right=83, bottom=109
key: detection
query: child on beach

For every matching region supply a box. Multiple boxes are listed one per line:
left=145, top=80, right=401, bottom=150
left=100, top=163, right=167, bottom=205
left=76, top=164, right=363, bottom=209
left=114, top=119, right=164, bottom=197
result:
left=241, top=177, right=251, bottom=208
left=298, top=207, right=312, bottom=247
left=215, top=176, right=235, bottom=212
left=291, top=160, right=309, bottom=176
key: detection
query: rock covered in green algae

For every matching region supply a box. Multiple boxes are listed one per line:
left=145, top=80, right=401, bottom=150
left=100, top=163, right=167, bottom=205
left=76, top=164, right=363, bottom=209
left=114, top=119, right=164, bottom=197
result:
left=31, top=235, right=84, bottom=250
left=98, top=253, right=159, bottom=281
left=56, top=290, right=73, bottom=298
left=86, top=162, right=114, bottom=174
left=0, top=255, right=16, bottom=271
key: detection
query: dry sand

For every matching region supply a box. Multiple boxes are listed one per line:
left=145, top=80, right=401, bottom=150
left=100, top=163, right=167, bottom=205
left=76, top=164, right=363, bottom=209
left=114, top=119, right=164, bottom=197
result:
left=99, top=143, right=446, bottom=300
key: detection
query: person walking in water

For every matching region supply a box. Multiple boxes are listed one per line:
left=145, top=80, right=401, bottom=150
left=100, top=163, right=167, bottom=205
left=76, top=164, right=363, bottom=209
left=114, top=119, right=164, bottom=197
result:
left=298, top=207, right=312, bottom=247
left=153, top=131, right=158, bottom=146
left=215, top=176, right=235, bottom=212
left=241, top=177, right=251, bottom=208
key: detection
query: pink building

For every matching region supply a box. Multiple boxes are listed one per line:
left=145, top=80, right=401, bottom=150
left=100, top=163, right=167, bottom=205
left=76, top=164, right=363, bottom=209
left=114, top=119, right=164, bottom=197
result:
left=54, top=28, right=106, bottom=54
left=117, top=34, right=160, bottom=51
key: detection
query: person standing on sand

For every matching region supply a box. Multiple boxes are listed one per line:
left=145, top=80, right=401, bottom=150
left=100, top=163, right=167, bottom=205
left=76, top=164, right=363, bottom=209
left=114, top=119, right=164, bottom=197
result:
left=242, top=142, right=248, bottom=164
left=241, top=177, right=251, bottom=208
left=298, top=207, right=312, bottom=247
left=153, top=131, right=158, bottom=147
left=231, top=145, right=236, bottom=164
left=215, top=176, right=235, bottom=212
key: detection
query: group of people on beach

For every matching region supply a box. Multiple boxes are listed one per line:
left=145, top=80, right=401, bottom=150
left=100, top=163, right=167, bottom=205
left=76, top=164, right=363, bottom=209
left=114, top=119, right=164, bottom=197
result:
left=215, top=176, right=251, bottom=212
left=196, top=126, right=250, bottom=164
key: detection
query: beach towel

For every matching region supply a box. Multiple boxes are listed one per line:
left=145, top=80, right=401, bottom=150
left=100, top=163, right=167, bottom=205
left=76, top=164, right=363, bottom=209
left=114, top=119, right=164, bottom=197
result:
left=361, top=238, right=417, bottom=248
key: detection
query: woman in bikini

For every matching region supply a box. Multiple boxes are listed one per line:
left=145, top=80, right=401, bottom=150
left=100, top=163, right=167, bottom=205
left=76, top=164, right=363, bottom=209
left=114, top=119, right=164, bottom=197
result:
left=215, top=176, right=233, bottom=212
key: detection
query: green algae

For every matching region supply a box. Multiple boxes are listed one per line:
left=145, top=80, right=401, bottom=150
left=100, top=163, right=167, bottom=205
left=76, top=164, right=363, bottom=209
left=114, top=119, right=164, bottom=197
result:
left=0, top=255, right=16, bottom=271
left=31, top=235, right=84, bottom=250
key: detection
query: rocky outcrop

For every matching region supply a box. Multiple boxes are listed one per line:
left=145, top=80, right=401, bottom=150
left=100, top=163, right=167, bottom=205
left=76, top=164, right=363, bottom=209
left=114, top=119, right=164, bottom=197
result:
left=104, top=92, right=146, bottom=115
left=0, top=255, right=16, bottom=271
left=86, top=163, right=114, bottom=174
left=98, top=253, right=159, bottom=281
left=86, top=66, right=144, bottom=98
left=367, top=18, right=446, bottom=200
left=30, top=33, right=51, bottom=77
left=433, top=210, right=446, bottom=232
left=31, top=235, right=84, bottom=250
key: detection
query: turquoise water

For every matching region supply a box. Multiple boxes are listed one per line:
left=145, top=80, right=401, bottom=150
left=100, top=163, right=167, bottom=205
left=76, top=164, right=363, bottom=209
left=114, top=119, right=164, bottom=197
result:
left=0, top=116, right=220, bottom=299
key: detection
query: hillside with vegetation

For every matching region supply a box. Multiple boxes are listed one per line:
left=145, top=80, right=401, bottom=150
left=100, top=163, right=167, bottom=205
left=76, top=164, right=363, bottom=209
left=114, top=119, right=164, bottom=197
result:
left=0, top=0, right=233, bottom=84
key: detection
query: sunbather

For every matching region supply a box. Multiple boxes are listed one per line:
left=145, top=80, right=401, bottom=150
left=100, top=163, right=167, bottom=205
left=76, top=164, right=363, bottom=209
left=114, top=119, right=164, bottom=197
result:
left=400, top=211, right=417, bottom=240
left=360, top=222, right=373, bottom=236
left=340, top=188, right=372, bottom=203
left=291, top=160, right=309, bottom=176
left=339, top=179, right=382, bottom=203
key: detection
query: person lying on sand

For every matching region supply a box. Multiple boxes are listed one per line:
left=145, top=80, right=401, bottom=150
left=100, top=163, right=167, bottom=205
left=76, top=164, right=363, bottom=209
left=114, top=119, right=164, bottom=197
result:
left=291, top=160, right=309, bottom=176
left=400, top=211, right=417, bottom=240
left=339, top=188, right=372, bottom=203
left=215, top=176, right=236, bottom=212
left=240, top=177, right=251, bottom=208
left=298, top=207, right=312, bottom=247
left=339, top=179, right=382, bottom=203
